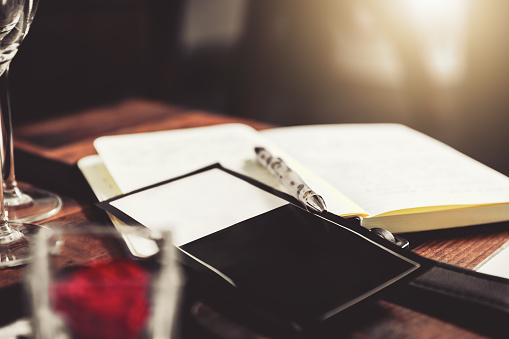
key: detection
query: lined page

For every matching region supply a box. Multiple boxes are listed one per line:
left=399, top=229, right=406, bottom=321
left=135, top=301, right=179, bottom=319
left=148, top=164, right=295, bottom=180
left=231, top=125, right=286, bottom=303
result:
left=262, top=124, right=509, bottom=217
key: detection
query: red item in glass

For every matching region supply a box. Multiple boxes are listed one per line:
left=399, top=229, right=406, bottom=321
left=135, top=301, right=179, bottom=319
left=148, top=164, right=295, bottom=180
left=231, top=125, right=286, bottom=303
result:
left=50, top=259, right=151, bottom=339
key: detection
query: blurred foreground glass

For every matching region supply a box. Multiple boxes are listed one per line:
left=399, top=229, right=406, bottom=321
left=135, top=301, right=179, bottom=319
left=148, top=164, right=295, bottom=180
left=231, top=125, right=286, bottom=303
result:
left=25, top=227, right=181, bottom=339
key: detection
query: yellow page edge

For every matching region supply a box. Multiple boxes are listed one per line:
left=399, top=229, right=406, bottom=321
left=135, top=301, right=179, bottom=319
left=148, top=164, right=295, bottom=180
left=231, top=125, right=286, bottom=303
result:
left=372, top=202, right=509, bottom=217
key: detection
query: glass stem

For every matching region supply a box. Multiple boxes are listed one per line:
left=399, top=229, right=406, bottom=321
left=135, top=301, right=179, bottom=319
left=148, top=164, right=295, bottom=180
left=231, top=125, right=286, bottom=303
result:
left=0, top=181, right=8, bottom=235
left=0, top=66, right=18, bottom=193
left=0, top=124, right=11, bottom=237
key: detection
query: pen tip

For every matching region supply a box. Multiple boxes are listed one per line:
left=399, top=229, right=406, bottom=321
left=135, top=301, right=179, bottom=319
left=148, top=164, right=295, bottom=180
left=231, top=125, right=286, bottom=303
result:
left=307, top=195, right=327, bottom=213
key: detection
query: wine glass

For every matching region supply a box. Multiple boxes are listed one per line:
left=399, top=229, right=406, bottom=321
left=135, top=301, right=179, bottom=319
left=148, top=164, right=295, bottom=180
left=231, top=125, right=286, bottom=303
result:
left=0, top=165, right=39, bottom=267
left=0, top=0, right=62, bottom=222
left=0, top=0, right=55, bottom=267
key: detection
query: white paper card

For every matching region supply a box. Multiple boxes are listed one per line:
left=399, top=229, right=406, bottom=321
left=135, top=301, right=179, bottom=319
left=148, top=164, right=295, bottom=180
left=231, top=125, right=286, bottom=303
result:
left=109, top=168, right=288, bottom=246
left=475, top=241, right=509, bottom=279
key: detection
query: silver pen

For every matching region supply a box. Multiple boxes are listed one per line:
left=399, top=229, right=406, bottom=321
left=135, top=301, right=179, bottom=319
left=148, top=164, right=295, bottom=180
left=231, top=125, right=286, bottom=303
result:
left=254, top=147, right=327, bottom=213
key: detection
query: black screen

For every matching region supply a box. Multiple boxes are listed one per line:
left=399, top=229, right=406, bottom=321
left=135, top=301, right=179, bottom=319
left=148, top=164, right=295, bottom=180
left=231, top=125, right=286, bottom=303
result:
left=182, top=204, right=420, bottom=329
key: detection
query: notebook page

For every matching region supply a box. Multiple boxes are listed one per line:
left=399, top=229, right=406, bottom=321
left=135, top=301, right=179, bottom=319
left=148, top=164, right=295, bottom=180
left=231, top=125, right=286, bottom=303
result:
left=94, top=124, right=364, bottom=217
left=261, top=124, right=509, bottom=217
left=94, top=124, right=270, bottom=193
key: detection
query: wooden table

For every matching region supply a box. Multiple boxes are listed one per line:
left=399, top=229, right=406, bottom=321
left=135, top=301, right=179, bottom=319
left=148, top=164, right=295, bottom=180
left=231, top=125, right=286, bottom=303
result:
left=3, top=98, right=508, bottom=338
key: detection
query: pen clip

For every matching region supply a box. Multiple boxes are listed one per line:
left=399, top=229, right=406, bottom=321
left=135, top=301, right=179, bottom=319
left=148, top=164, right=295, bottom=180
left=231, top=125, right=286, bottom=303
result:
left=357, top=217, right=409, bottom=249
left=370, top=228, right=410, bottom=249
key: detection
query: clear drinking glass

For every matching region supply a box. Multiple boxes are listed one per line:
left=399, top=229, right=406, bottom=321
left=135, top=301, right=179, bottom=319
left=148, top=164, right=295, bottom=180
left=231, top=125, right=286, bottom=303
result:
left=0, top=0, right=50, bottom=267
left=26, top=226, right=182, bottom=339
left=0, top=135, right=43, bottom=267
left=0, top=0, right=62, bottom=222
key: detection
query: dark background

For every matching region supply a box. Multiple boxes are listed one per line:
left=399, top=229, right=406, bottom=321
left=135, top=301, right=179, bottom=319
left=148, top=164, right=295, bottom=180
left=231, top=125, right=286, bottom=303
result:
left=9, top=0, right=509, bottom=176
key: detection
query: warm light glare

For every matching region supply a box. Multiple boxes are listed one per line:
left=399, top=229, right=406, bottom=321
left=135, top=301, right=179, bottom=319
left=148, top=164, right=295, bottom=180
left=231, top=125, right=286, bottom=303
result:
left=334, top=1, right=405, bottom=87
left=404, top=0, right=471, bottom=87
left=333, top=0, right=470, bottom=88
left=405, top=0, right=465, bottom=23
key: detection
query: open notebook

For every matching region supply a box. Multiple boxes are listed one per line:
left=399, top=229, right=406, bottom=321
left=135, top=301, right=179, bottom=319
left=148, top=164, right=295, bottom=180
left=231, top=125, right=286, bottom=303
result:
left=80, top=123, right=509, bottom=234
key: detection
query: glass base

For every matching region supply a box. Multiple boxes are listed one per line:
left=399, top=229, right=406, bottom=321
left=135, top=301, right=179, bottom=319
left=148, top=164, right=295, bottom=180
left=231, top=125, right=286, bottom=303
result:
left=4, top=182, right=62, bottom=223
left=0, top=222, right=42, bottom=268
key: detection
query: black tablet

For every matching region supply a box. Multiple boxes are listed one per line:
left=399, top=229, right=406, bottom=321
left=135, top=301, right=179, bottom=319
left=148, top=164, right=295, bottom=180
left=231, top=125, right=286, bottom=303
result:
left=98, top=165, right=429, bottom=335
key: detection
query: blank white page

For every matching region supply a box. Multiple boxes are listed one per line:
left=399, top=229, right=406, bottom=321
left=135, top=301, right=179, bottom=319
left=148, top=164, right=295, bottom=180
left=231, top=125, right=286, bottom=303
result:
left=109, top=168, right=288, bottom=247
left=476, top=241, right=509, bottom=279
